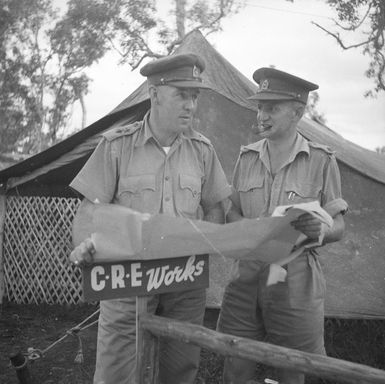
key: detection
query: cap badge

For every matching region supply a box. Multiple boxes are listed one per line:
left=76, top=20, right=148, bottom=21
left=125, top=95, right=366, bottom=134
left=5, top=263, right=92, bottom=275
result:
left=261, top=79, right=269, bottom=90
left=192, top=65, right=200, bottom=78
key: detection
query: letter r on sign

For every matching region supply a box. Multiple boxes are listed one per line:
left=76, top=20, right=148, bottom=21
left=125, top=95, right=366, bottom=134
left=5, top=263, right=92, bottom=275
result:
left=111, top=265, right=125, bottom=289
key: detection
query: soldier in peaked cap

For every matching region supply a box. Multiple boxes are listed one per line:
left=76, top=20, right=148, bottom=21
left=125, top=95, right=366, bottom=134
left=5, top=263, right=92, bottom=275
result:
left=218, top=68, right=348, bottom=384
left=69, top=53, right=231, bottom=384
left=249, top=66, right=319, bottom=104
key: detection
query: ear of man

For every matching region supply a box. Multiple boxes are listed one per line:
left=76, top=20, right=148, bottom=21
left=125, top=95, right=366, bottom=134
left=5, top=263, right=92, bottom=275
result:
left=149, top=85, right=160, bottom=105
left=292, top=101, right=305, bottom=120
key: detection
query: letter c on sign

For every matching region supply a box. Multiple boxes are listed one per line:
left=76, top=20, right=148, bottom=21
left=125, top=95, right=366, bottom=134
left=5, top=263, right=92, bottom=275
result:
left=91, top=266, right=106, bottom=291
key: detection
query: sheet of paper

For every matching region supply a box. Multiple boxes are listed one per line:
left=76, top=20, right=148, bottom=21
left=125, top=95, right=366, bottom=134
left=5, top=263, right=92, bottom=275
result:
left=87, top=202, right=332, bottom=265
left=266, top=200, right=333, bottom=285
left=272, top=200, right=333, bottom=227
left=87, top=204, right=302, bottom=264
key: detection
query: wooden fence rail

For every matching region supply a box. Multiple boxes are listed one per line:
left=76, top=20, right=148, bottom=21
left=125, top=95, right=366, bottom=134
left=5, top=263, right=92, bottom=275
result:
left=137, top=313, right=385, bottom=384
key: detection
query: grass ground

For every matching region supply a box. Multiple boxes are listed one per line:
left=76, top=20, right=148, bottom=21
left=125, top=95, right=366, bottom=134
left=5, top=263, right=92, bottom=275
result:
left=1, top=302, right=385, bottom=384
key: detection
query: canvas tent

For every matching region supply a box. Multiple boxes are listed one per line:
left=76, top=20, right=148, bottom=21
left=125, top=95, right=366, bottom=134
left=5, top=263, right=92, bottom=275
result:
left=0, top=30, right=384, bottom=318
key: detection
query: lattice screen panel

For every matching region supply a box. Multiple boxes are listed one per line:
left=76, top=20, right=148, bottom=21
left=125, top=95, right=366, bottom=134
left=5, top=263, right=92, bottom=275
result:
left=3, top=196, right=83, bottom=304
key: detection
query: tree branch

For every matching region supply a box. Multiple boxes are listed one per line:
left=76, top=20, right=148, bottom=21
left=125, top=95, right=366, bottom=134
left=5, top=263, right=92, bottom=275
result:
left=118, top=26, right=168, bottom=69
left=311, top=21, right=373, bottom=50
left=375, top=51, right=385, bottom=90
left=132, top=30, right=158, bottom=56
left=130, top=53, right=151, bottom=71
left=106, top=35, right=126, bottom=57
left=193, top=1, right=226, bottom=36
left=333, top=3, right=372, bottom=32
left=166, top=37, right=183, bottom=55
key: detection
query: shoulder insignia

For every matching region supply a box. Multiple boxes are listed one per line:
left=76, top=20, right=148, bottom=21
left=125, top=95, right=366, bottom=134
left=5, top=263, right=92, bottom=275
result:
left=102, top=121, right=142, bottom=142
left=308, top=141, right=335, bottom=155
left=190, top=131, right=212, bottom=146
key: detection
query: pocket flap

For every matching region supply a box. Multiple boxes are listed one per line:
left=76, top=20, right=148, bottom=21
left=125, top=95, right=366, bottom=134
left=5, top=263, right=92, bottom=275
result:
left=238, top=177, right=264, bottom=192
left=179, top=174, right=201, bottom=193
left=119, top=174, right=156, bottom=194
left=285, top=182, right=320, bottom=198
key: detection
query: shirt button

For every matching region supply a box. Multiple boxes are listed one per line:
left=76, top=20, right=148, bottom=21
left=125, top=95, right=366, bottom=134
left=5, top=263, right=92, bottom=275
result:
left=165, top=197, right=170, bottom=202
left=165, top=176, right=169, bottom=181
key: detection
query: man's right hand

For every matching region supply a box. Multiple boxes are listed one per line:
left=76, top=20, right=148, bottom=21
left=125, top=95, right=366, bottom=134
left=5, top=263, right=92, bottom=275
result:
left=69, top=238, right=95, bottom=268
left=290, top=212, right=323, bottom=239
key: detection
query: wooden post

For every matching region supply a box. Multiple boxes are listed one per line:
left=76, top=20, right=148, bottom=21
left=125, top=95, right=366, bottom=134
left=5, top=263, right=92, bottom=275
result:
left=141, top=314, right=385, bottom=384
left=0, top=186, right=6, bottom=305
left=9, top=351, right=34, bottom=384
left=135, top=296, right=159, bottom=384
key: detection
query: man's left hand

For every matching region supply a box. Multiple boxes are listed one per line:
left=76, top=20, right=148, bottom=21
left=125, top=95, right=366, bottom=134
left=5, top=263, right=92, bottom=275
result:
left=69, top=238, right=95, bottom=268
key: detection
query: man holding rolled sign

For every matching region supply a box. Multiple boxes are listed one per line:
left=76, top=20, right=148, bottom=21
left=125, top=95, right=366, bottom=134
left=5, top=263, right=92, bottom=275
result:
left=69, top=53, right=231, bottom=384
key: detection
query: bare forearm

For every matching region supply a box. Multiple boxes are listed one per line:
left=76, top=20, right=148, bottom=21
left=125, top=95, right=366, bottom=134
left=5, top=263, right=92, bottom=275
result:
left=323, top=213, right=345, bottom=245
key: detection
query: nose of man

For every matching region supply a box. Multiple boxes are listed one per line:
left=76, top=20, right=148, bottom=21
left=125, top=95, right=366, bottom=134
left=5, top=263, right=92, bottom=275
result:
left=183, top=96, right=196, bottom=111
left=257, top=111, right=267, bottom=126
left=258, top=106, right=270, bottom=120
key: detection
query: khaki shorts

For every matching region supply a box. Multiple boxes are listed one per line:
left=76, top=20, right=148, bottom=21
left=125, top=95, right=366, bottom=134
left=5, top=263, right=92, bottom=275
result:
left=217, top=253, right=326, bottom=354
left=94, top=288, right=206, bottom=384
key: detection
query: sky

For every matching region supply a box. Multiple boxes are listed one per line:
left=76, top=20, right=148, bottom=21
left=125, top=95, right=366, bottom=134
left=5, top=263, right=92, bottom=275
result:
left=69, top=0, right=385, bottom=151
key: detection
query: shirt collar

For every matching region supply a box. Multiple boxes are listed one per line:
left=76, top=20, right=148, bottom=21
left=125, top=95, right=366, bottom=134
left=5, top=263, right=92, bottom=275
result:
left=248, top=133, right=310, bottom=170
left=288, top=132, right=310, bottom=163
left=181, top=127, right=202, bottom=141
left=257, top=139, right=270, bottom=170
left=134, top=111, right=154, bottom=147
left=135, top=111, right=198, bottom=147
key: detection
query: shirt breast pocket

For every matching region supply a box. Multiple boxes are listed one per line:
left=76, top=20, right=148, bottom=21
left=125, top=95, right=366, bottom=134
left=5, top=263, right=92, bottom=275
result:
left=238, top=178, right=264, bottom=217
left=117, top=174, right=157, bottom=213
left=285, top=182, right=321, bottom=204
left=175, top=174, right=202, bottom=217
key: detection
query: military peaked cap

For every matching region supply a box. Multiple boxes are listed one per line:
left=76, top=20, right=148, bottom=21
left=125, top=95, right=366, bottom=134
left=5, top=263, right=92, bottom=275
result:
left=140, top=53, right=211, bottom=89
left=249, top=67, right=319, bottom=104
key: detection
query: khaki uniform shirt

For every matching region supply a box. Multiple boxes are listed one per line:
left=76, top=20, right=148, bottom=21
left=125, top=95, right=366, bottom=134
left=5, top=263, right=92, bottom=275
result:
left=231, top=133, right=348, bottom=281
left=70, top=112, right=231, bottom=219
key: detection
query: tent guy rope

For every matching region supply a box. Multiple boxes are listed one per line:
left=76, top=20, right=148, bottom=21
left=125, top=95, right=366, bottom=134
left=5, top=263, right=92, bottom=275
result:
left=10, top=307, right=100, bottom=384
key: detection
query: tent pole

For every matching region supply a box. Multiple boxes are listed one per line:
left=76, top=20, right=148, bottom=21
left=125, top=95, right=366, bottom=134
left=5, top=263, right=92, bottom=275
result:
left=135, top=296, right=159, bottom=384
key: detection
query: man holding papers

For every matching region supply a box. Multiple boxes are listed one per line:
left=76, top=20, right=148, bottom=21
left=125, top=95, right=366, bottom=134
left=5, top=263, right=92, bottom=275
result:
left=217, top=67, right=348, bottom=384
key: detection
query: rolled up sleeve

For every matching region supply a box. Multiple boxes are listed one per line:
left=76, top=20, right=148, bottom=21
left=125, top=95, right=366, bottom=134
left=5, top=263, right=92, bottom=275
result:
left=70, top=138, right=118, bottom=203
left=321, top=155, right=348, bottom=217
left=200, top=146, right=231, bottom=210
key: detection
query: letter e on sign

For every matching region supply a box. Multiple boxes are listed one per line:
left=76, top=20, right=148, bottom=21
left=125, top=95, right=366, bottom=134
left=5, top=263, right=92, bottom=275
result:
left=131, top=263, right=143, bottom=287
